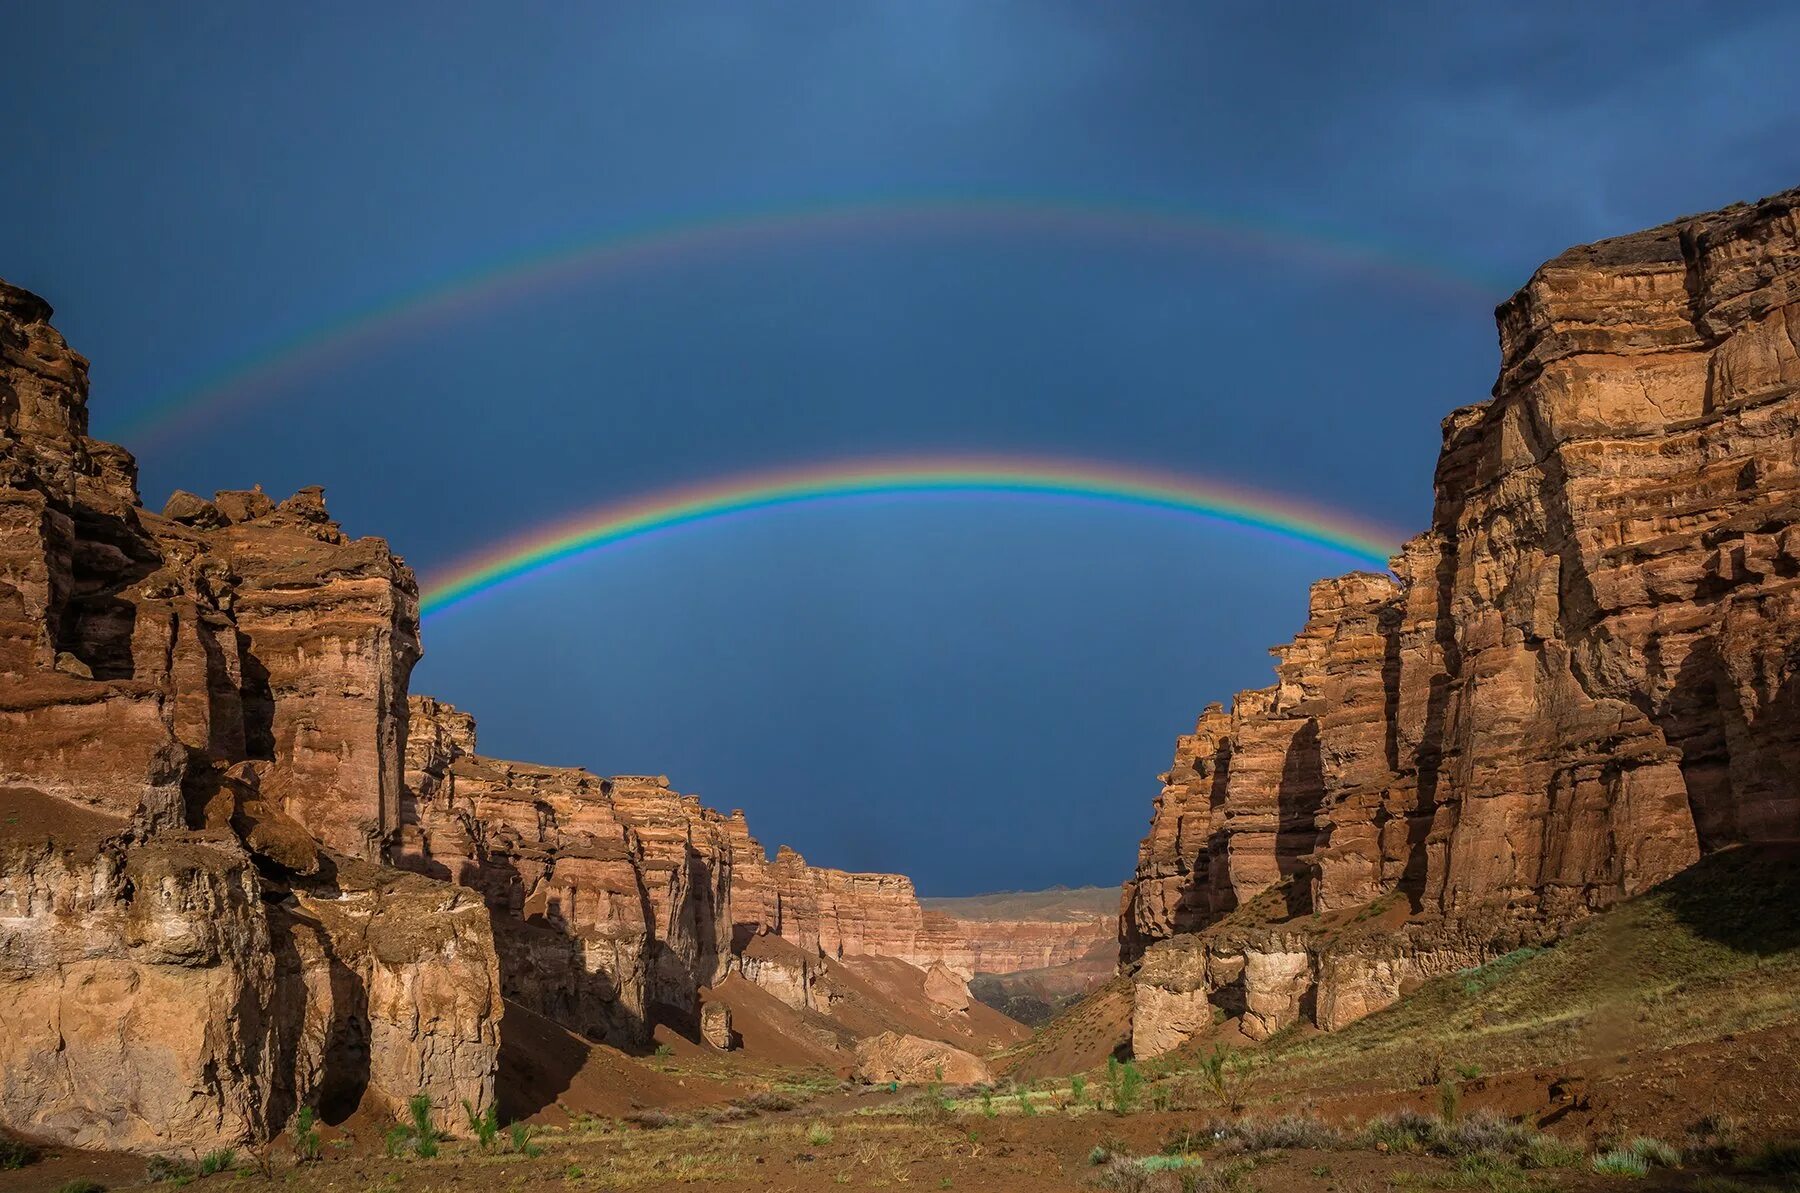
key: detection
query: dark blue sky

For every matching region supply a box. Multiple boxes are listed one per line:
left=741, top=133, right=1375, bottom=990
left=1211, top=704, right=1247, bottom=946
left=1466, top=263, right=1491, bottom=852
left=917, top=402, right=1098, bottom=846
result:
left=7, top=3, right=1799, bottom=893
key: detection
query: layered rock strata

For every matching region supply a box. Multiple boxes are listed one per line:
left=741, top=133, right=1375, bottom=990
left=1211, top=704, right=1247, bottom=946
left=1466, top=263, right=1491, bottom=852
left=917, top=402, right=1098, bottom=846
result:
left=1122, top=186, right=1800, bottom=1056
left=394, top=695, right=990, bottom=1043
left=0, top=279, right=498, bottom=1152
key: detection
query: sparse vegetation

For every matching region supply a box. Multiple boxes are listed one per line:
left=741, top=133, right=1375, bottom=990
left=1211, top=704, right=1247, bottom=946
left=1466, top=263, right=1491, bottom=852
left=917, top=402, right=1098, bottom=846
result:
left=509, top=1121, right=542, bottom=1157
left=291, top=1106, right=321, bottom=1163
left=1071, top=1073, right=1088, bottom=1106
left=1196, top=1043, right=1249, bottom=1109
left=1592, top=1149, right=1650, bottom=1178
left=1738, top=1139, right=1800, bottom=1179
left=384, top=1094, right=443, bottom=1159
left=0, top=1131, right=38, bottom=1170
left=805, top=1122, right=833, bottom=1147
left=1106, top=1056, right=1144, bottom=1114
left=197, top=1147, right=236, bottom=1176
left=653, top=1043, right=675, bottom=1058
left=463, top=1099, right=499, bottom=1151
left=145, top=1155, right=196, bottom=1182
left=54, top=1182, right=105, bottom=1193
left=1623, top=1136, right=1680, bottom=1169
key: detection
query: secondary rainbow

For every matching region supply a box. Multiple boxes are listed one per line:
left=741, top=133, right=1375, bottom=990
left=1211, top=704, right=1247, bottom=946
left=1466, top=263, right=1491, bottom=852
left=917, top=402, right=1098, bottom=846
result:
left=419, top=456, right=1404, bottom=617
left=111, top=195, right=1508, bottom=449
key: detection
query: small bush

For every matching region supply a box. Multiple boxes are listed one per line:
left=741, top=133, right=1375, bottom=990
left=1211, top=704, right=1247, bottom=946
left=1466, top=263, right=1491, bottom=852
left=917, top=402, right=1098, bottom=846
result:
left=653, top=1043, right=675, bottom=1058
left=1439, top=1082, right=1461, bottom=1123
left=1592, top=1149, right=1650, bottom=1178
left=625, top=1109, right=679, bottom=1129
left=1624, top=1137, right=1680, bottom=1169
left=1439, top=1111, right=1535, bottom=1157
left=805, top=1122, right=833, bottom=1147
left=508, top=1121, right=541, bottom=1157
left=55, top=1182, right=105, bottom=1193
left=741, top=1091, right=800, bottom=1113
left=463, top=1099, right=499, bottom=1151
left=1018, top=1088, right=1038, bottom=1118
left=1206, top=1114, right=1344, bottom=1153
left=1739, top=1139, right=1800, bottom=1178
left=1106, top=1056, right=1144, bottom=1115
left=291, top=1106, right=322, bottom=1163
left=0, top=1132, right=38, bottom=1170
left=1071, top=1074, right=1088, bottom=1106
left=1358, top=1111, right=1438, bottom=1153
left=145, top=1155, right=196, bottom=1182
left=1197, top=1044, right=1249, bottom=1109
left=979, top=1088, right=995, bottom=1119
left=197, top=1148, right=235, bottom=1176
left=1521, top=1134, right=1584, bottom=1170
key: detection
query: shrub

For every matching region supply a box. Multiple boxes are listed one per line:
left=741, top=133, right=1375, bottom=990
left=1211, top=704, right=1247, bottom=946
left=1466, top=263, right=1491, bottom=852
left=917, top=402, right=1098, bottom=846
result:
left=653, top=1043, right=675, bottom=1058
left=1592, top=1149, right=1650, bottom=1178
left=197, top=1148, right=235, bottom=1176
left=805, top=1122, right=832, bottom=1147
left=1206, top=1114, right=1344, bottom=1153
left=55, top=1182, right=105, bottom=1193
left=1106, top=1057, right=1144, bottom=1115
left=463, top=1099, right=499, bottom=1151
left=1739, top=1139, right=1800, bottom=1178
left=1521, top=1134, right=1584, bottom=1169
left=1071, top=1074, right=1088, bottom=1106
left=144, top=1156, right=196, bottom=1182
left=1197, top=1044, right=1248, bottom=1109
left=1018, top=1088, right=1038, bottom=1118
left=979, top=1088, right=995, bottom=1118
left=625, top=1109, right=678, bottom=1129
left=1438, top=1111, right=1535, bottom=1157
left=291, top=1106, right=322, bottom=1163
left=1357, top=1111, right=1438, bottom=1154
left=508, top=1121, right=541, bottom=1157
left=1624, top=1137, right=1680, bottom=1169
left=1439, top=1082, right=1461, bottom=1123
left=741, top=1091, right=800, bottom=1113
left=384, top=1095, right=443, bottom=1159
left=0, top=1132, right=38, bottom=1170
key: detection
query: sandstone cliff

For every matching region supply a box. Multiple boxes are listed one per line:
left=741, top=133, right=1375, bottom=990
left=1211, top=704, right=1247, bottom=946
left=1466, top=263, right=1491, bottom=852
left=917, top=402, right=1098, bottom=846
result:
left=0, top=278, right=1024, bottom=1153
left=393, top=696, right=1013, bottom=1048
left=1121, top=186, right=1800, bottom=1057
left=0, top=280, right=499, bottom=1152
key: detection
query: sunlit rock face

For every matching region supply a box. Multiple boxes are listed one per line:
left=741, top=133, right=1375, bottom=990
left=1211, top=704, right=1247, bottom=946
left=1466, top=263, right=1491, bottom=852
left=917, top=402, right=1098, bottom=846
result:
left=0, top=279, right=499, bottom=1153
left=1122, top=186, right=1800, bottom=1056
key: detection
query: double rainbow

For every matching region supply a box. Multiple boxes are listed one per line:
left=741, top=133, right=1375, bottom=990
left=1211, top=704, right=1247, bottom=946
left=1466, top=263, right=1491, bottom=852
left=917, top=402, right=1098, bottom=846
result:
left=113, top=195, right=1506, bottom=448
left=418, top=455, right=1405, bottom=617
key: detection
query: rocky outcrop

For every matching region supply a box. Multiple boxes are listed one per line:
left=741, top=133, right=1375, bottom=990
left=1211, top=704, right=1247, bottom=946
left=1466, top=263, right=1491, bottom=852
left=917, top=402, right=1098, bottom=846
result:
left=393, top=695, right=1008, bottom=1046
left=852, top=1031, right=992, bottom=1085
left=0, top=280, right=498, bottom=1153
left=1122, top=186, right=1800, bottom=1056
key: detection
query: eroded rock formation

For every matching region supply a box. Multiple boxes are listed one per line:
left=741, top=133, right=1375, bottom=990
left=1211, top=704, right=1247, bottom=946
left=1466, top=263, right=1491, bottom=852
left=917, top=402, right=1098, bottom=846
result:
left=0, top=279, right=498, bottom=1152
left=1121, top=186, right=1800, bottom=1056
left=393, top=695, right=1003, bottom=1046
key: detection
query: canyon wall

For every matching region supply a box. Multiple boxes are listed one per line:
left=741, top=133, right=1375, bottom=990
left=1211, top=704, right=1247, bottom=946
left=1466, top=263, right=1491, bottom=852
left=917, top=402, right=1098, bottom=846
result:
left=0, top=276, right=1017, bottom=1152
left=1122, top=186, right=1800, bottom=1056
left=0, top=279, right=499, bottom=1152
left=394, top=695, right=982, bottom=1044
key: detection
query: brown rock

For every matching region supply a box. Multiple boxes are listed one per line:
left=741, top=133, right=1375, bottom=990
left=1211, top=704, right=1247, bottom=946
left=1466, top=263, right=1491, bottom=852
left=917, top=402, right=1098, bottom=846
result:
left=700, top=1001, right=734, bottom=1050
left=1121, top=185, right=1800, bottom=1056
left=852, top=1031, right=991, bottom=1085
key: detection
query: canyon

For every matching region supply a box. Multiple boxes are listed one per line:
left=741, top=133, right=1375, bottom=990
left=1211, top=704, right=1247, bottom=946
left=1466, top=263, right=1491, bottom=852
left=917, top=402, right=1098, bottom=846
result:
left=0, top=278, right=1020, bottom=1155
left=6, top=180, right=1800, bottom=1169
left=1119, top=184, right=1800, bottom=1057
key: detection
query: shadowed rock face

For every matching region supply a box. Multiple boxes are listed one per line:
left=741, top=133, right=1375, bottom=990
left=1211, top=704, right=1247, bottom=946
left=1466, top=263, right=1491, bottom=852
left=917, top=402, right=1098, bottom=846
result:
left=1122, top=186, right=1800, bottom=1056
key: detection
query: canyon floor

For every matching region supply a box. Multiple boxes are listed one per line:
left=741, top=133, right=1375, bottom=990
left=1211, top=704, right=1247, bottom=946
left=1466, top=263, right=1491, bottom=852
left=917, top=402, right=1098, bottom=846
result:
left=6, top=846, right=1795, bottom=1193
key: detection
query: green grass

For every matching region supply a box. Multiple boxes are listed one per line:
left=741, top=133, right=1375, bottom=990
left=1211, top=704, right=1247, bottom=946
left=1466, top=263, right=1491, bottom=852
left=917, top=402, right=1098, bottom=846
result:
left=197, top=1148, right=235, bottom=1176
left=1592, top=1150, right=1650, bottom=1178
left=1254, top=846, right=1800, bottom=1092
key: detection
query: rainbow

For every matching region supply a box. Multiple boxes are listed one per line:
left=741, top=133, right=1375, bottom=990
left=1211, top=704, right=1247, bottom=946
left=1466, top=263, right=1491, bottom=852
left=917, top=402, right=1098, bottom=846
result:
left=418, top=456, right=1405, bottom=617
left=112, top=196, right=1508, bottom=448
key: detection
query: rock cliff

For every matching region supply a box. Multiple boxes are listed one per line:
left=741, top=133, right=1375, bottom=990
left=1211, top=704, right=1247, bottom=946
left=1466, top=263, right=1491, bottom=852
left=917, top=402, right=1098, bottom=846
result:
left=393, top=696, right=1000, bottom=1046
left=0, top=279, right=499, bottom=1152
left=1122, top=185, right=1800, bottom=1056
left=0, top=277, right=1033, bottom=1153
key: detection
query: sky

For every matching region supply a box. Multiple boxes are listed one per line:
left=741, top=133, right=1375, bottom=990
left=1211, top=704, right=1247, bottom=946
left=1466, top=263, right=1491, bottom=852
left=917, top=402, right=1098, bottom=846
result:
left=5, top=3, right=1800, bottom=893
